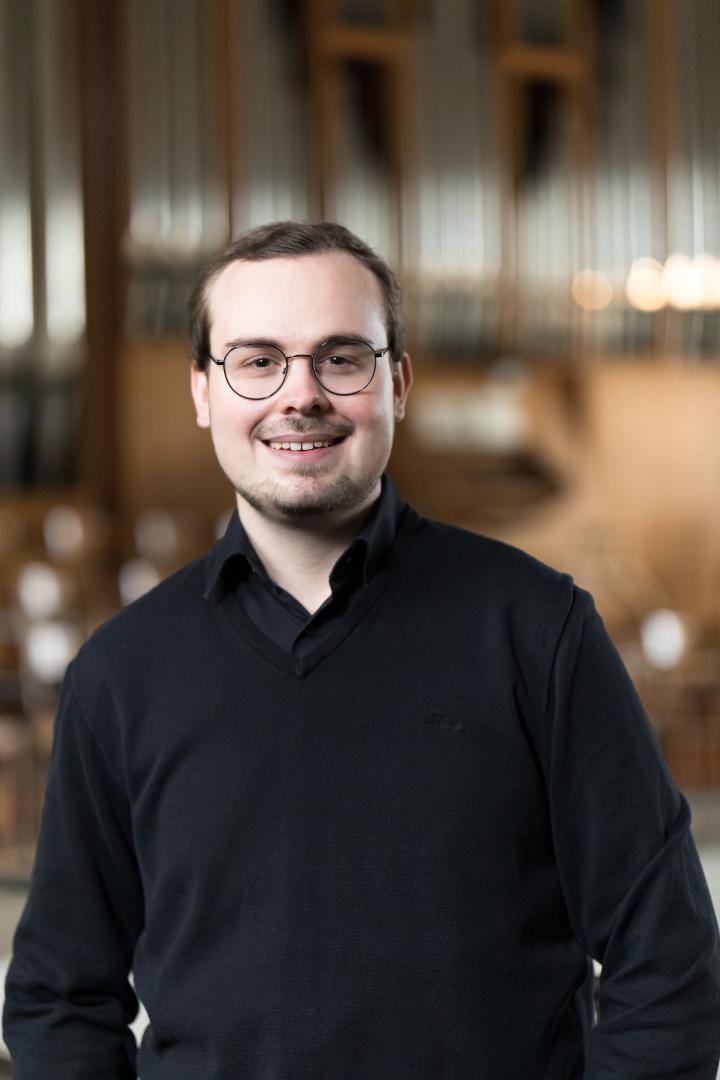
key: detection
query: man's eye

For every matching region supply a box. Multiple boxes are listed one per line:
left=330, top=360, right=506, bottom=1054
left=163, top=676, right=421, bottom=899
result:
left=322, top=354, right=357, bottom=367
left=241, top=356, right=280, bottom=370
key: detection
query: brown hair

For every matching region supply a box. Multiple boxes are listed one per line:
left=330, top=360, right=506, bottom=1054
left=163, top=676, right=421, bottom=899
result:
left=188, top=220, right=405, bottom=372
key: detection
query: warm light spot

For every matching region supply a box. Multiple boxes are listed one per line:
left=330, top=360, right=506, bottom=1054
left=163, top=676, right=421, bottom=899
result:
left=640, top=609, right=688, bottom=671
left=44, top=506, right=85, bottom=561
left=625, top=257, right=665, bottom=312
left=17, top=563, right=73, bottom=619
left=24, top=620, right=83, bottom=685
left=662, top=253, right=705, bottom=310
left=571, top=269, right=613, bottom=311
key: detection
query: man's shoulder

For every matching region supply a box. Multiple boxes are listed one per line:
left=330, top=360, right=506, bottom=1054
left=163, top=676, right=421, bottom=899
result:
left=413, top=514, right=574, bottom=598
left=75, top=551, right=211, bottom=670
left=407, top=513, right=588, bottom=673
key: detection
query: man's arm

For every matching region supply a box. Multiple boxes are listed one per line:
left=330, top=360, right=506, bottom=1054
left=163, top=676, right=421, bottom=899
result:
left=3, top=661, right=144, bottom=1079
left=545, top=587, right=720, bottom=1079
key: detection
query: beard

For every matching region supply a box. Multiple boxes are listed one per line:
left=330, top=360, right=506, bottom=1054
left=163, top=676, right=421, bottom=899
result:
left=231, top=463, right=382, bottom=520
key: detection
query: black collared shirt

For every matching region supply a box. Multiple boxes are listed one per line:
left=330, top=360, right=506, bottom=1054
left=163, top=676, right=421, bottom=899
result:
left=205, top=474, right=404, bottom=656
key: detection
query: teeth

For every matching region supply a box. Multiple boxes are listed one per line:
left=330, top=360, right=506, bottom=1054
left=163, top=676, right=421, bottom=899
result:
left=268, top=439, right=334, bottom=451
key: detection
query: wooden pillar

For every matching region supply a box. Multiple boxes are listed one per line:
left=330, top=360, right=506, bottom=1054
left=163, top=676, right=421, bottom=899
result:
left=75, top=0, right=128, bottom=511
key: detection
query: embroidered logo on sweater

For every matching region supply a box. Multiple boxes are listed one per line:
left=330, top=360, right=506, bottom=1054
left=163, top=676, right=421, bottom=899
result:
left=422, top=711, right=464, bottom=732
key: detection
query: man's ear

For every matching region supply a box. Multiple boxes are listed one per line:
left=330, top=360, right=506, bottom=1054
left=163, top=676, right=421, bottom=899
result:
left=392, top=352, right=413, bottom=422
left=190, top=364, right=210, bottom=429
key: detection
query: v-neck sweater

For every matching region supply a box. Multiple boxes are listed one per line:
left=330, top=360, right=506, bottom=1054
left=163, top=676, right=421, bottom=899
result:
left=4, top=502, right=720, bottom=1079
left=208, top=474, right=404, bottom=656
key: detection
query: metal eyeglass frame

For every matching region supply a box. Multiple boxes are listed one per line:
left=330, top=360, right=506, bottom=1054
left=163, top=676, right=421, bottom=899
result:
left=208, top=338, right=391, bottom=400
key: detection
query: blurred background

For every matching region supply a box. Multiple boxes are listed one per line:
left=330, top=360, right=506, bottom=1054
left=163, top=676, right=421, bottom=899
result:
left=1, top=0, right=720, bottom=1059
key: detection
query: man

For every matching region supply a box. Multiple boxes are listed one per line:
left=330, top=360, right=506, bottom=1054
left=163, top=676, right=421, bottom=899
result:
left=4, top=221, right=720, bottom=1078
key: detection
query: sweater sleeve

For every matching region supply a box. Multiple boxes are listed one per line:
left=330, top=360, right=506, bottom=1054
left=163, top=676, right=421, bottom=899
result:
left=544, top=586, right=720, bottom=1079
left=3, top=661, right=144, bottom=1079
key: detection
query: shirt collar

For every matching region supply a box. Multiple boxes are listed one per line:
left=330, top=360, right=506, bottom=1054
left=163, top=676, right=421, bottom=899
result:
left=204, top=473, right=405, bottom=603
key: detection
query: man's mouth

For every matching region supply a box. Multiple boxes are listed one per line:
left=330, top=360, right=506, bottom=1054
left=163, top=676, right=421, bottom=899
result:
left=262, top=436, right=346, bottom=452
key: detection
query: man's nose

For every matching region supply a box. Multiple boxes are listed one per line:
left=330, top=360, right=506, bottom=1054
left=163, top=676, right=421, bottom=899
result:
left=278, top=355, right=330, bottom=411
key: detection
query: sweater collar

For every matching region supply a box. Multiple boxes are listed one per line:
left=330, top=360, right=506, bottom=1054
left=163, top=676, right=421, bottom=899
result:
left=204, top=473, right=406, bottom=603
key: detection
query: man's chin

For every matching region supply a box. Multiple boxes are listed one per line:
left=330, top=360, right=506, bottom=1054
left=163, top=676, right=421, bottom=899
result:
left=234, top=474, right=379, bottom=521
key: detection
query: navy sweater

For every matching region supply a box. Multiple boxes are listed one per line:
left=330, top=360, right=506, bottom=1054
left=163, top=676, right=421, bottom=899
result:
left=4, top=501, right=720, bottom=1078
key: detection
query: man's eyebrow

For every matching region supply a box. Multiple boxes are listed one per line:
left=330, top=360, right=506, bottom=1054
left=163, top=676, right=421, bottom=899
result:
left=222, top=332, right=373, bottom=351
left=223, top=337, right=284, bottom=351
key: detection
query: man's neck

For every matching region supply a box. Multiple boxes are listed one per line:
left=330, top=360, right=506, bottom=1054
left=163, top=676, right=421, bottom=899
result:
left=236, top=492, right=379, bottom=613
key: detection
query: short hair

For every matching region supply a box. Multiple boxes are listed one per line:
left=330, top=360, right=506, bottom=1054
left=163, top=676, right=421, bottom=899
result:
left=188, top=220, right=405, bottom=372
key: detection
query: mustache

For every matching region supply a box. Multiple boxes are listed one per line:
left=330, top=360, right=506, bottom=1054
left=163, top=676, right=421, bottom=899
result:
left=254, top=420, right=353, bottom=440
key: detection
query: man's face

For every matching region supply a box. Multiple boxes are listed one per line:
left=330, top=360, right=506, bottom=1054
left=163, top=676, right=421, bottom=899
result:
left=191, top=251, right=412, bottom=522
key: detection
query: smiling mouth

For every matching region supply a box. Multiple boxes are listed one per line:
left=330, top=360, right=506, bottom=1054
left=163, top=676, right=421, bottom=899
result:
left=263, top=436, right=346, bottom=452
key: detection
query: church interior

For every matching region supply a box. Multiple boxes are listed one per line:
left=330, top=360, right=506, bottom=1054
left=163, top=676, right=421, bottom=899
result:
left=0, top=0, right=719, bottom=1068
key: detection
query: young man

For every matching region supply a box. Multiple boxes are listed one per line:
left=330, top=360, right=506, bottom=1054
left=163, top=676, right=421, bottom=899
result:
left=4, top=221, right=720, bottom=1078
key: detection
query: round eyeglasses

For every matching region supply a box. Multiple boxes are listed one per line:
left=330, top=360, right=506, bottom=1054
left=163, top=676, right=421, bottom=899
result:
left=209, top=338, right=390, bottom=400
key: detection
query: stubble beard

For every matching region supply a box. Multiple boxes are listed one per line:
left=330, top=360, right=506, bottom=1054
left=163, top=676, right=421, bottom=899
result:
left=232, top=463, right=382, bottom=520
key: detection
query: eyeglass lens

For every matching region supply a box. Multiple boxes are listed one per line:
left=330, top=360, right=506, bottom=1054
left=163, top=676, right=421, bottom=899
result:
left=223, top=339, right=376, bottom=398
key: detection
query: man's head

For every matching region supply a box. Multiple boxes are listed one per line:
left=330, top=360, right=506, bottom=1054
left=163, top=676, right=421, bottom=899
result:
left=189, top=221, right=412, bottom=524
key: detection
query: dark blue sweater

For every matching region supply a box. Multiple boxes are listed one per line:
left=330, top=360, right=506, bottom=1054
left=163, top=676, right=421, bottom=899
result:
left=4, top=500, right=720, bottom=1078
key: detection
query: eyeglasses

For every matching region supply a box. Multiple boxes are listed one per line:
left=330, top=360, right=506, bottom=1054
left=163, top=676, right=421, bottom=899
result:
left=209, top=337, right=390, bottom=400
